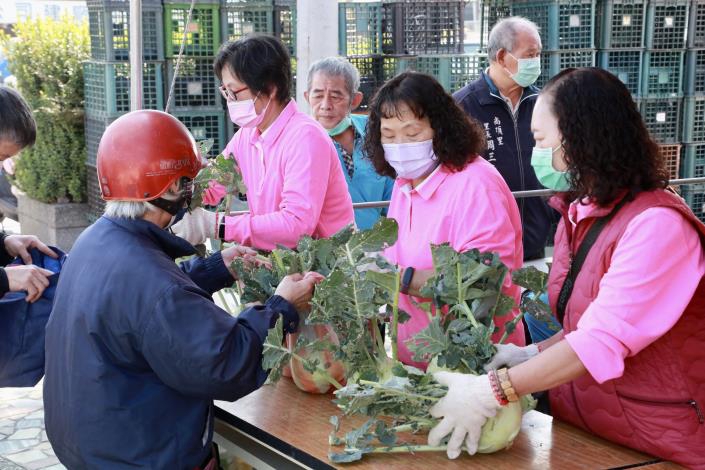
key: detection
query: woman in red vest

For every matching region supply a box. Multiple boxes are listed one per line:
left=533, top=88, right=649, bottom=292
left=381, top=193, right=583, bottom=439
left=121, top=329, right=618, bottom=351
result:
left=425, top=68, right=705, bottom=468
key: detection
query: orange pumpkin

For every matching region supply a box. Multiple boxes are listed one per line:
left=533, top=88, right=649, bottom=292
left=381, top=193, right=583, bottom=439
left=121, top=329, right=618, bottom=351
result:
left=287, top=324, right=345, bottom=394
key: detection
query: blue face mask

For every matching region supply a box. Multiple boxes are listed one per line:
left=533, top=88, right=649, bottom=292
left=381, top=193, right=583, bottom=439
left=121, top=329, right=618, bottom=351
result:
left=507, top=53, right=541, bottom=88
left=326, top=115, right=353, bottom=137
left=531, top=145, right=571, bottom=192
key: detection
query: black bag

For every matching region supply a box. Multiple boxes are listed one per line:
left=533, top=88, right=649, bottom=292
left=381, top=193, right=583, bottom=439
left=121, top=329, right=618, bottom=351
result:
left=0, top=246, right=66, bottom=387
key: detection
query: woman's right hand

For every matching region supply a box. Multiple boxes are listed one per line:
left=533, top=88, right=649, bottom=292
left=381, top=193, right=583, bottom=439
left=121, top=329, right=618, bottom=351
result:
left=5, top=265, right=54, bottom=303
left=274, top=272, right=325, bottom=313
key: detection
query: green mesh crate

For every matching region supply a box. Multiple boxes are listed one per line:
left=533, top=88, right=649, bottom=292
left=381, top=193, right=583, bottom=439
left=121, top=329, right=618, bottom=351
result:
left=682, top=97, right=705, bottom=142
left=682, top=143, right=705, bottom=178
left=681, top=183, right=705, bottom=222
left=84, top=61, right=165, bottom=118
left=641, top=50, right=684, bottom=96
left=658, top=143, right=682, bottom=179
left=685, top=48, right=705, bottom=95
left=640, top=97, right=683, bottom=143
left=598, top=49, right=643, bottom=95
left=164, top=3, right=220, bottom=57
left=339, top=2, right=396, bottom=56
left=274, top=0, right=297, bottom=55
left=596, top=0, right=647, bottom=48
left=166, top=58, right=222, bottom=110
left=84, top=115, right=117, bottom=166
left=221, top=4, right=273, bottom=42
left=88, top=4, right=163, bottom=61
left=397, top=1, right=465, bottom=54
left=479, top=0, right=512, bottom=50
left=396, top=54, right=489, bottom=93
left=86, top=163, right=105, bottom=219
left=536, top=49, right=596, bottom=87
left=688, top=0, right=705, bottom=47
left=645, top=0, right=689, bottom=49
left=511, top=0, right=596, bottom=50
left=171, top=112, right=226, bottom=158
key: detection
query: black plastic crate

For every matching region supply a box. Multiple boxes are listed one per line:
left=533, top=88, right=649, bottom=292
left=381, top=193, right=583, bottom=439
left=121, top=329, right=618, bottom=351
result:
left=397, top=1, right=465, bottom=54
left=88, top=3, right=163, bottom=61
left=639, top=97, right=683, bottom=143
left=641, top=50, right=684, bottom=96
left=511, top=0, right=596, bottom=50
left=170, top=112, right=226, bottom=158
left=345, top=55, right=409, bottom=109
left=598, top=49, right=644, bottom=95
left=682, top=97, right=705, bottom=142
left=166, top=58, right=222, bottom=110
left=689, top=0, right=705, bottom=47
left=274, top=0, right=296, bottom=55
left=339, top=2, right=396, bottom=56
left=596, top=0, right=647, bottom=48
left=645, top=0, right=689, bottom=49
left=221, top=3, right=273, bottom=42
left=84, top=61, right=165, bottom=118
left=685, top=48, right=705, bottom=95
left=164, top=3, right=220, bottom=57
left=682, top=143, right=705, bottom=178
left=479, top=0, right=511, bottom=50
left=681, top=183, right=705, bottom=223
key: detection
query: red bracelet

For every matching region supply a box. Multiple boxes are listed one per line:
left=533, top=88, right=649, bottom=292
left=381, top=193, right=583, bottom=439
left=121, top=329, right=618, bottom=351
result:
left=488, top=370, right=509, bottom=406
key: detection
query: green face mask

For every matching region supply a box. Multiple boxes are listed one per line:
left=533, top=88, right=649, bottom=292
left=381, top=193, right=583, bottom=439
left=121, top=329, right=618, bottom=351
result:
left=507, top=53, right=541, bottom=88
left=531, top=145, right=571, bottom=192
left=326, top=115, right=352, bottom=137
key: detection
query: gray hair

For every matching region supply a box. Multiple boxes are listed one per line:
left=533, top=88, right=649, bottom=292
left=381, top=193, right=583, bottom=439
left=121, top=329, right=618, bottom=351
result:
left=306, top=57, right=360, bottom=98
left=487, top=17, right=541, bottom=63
left=103, top=187, right=182, bottom=219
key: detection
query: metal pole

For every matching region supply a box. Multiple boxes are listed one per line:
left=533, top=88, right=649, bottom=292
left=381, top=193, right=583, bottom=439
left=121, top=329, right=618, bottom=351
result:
left=129, top=0, right=143, bottom=111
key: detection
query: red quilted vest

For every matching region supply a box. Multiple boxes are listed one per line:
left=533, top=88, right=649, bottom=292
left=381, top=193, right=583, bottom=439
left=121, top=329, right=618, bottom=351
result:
left=547, top=189, right=705, bottom=469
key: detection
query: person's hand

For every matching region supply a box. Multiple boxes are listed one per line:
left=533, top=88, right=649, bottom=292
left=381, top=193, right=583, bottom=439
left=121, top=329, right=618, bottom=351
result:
left=428, top=372, right=501, bottom=459
left=221, top=244, right=270, bottom=277
left=170, top=208, right=217, bottom=245
left=483, top=343, right=539, bottom=371
left=274, top=272, right=325, bottom=313
left=4, top=234, right=57, bottom=264
left=5, top=265, right=54, bottom=303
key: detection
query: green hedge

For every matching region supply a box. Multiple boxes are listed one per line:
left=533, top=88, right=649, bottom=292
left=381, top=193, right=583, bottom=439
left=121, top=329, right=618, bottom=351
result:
left=1, top=16, right=89, bottom=203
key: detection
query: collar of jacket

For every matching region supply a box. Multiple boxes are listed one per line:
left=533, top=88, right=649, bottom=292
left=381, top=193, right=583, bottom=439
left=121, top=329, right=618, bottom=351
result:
left=103, top=216, right=196, bottom=260
left=478, top=70, right=539, bottom=107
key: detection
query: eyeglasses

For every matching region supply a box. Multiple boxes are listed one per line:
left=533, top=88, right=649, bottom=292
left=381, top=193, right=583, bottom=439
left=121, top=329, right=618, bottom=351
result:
left=219, top=85, right=249, bottom=102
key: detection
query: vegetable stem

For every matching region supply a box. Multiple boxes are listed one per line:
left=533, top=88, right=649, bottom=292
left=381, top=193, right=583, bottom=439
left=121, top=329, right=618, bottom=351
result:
left=391, top=270, right=401, bottom=362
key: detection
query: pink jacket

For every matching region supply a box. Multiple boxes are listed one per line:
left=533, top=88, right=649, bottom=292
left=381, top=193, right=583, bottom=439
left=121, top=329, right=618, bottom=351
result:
left=221, top=100, right=354, bottom=250
left=384, top=158, right=526, bottom=368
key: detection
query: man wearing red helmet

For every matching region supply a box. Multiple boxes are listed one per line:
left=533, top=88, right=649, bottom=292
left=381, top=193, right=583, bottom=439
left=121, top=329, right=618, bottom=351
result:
left=43, top=110, right=320, bottom=469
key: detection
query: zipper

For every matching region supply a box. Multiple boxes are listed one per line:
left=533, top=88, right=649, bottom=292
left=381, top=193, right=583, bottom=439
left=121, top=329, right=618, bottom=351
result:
left=617, top=392, right=705, bottom=424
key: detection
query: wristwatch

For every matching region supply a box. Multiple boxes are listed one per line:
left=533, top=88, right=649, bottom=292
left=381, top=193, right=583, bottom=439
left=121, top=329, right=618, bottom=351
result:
left=400, top=267, right=415, bottom=295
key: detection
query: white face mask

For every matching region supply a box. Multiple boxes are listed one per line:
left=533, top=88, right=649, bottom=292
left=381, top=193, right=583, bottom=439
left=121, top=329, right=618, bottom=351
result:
left=227, top=93, right=271, bottom=128
left=382, top=139, right=439, bottom=180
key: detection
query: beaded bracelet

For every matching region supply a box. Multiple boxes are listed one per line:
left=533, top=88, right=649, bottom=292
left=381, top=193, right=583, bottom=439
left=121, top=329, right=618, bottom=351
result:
left=488, top=370, right=509, bottom=406
left=497, top=367, right=519, bottom=403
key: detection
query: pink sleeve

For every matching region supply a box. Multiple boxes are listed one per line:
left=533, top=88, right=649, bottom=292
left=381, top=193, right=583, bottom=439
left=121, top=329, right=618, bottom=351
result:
left=223, top=127, right=333, bottom=250
left=202, top=180, right=227, bottom=206
left=565, top=207, right=705, bottom=383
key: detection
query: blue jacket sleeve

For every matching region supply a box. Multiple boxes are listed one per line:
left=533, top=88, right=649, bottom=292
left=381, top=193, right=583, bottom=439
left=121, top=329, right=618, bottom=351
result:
left=179, top=251, right=234, bottom=295
left=140, top=286, right=299, bottom=401
left=381, top=177, right=395, bottom=216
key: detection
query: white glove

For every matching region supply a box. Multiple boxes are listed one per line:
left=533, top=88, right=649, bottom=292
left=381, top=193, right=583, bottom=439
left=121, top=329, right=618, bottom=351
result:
left=170, top=208, right=217, bottom=245
left=428, top=372, right=501, bottom=459
left=483, top=343, right=539, bottom=371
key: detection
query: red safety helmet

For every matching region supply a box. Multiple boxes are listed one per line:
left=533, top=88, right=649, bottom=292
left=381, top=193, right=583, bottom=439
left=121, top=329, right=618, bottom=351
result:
left=96, top=110, right=201, bottom=202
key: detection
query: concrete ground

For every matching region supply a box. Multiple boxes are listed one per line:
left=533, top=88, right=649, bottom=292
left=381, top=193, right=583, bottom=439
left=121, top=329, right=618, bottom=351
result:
left=0, top=217, right=64, bottom=469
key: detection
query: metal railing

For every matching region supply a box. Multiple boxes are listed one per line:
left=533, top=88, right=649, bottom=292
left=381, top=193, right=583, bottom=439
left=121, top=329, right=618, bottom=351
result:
left=227, top=176, right=705, bottom=216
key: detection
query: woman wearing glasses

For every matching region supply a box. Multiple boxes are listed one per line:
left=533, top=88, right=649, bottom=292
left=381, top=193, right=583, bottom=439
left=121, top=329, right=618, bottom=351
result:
left=172, top=35, right=354, bottom=250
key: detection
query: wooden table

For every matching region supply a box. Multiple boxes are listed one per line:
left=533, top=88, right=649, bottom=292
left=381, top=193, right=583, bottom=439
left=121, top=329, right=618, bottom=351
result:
left=214, top=379, right=679, bottom=470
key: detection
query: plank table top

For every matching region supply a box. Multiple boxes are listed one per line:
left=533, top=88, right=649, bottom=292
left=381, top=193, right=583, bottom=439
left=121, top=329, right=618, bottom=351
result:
left=216, top=379, right=673, bottom=469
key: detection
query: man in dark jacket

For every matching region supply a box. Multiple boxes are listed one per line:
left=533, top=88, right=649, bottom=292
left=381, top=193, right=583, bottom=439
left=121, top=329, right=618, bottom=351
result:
left=454, top=17, right=554, bottom=260
left=44, top=110, right=319, bottom=469
left=0, top=86, right=57, bottom=300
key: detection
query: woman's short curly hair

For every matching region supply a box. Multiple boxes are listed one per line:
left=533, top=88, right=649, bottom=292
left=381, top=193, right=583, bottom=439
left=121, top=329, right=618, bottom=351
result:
left=363, top=71, right=486, bottom=178
left=542, top=67, right=668, bottom=206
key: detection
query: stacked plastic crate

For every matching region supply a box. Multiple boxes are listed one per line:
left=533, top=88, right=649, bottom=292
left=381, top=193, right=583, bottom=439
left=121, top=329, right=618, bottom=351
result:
left=510, top=0, right=597, bottom=87
left=84, top=0, right=166, bottom=218
left=339, top=1, right=485, bottom=109
left=164, top=0, right=228, bottom=154
left=683, top=0, right=705, bottom=221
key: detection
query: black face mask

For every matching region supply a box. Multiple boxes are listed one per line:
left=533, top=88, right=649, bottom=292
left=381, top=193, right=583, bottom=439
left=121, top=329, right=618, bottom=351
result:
left=150, top=177, right=194, bottom=217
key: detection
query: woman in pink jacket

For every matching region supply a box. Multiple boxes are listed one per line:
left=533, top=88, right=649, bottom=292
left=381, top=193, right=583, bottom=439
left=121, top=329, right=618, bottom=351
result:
left=363, top=71, right=526, bottom=369
left=173, top=35, right=354, bottom=250
left=426, top=68, right=705, bottom=468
